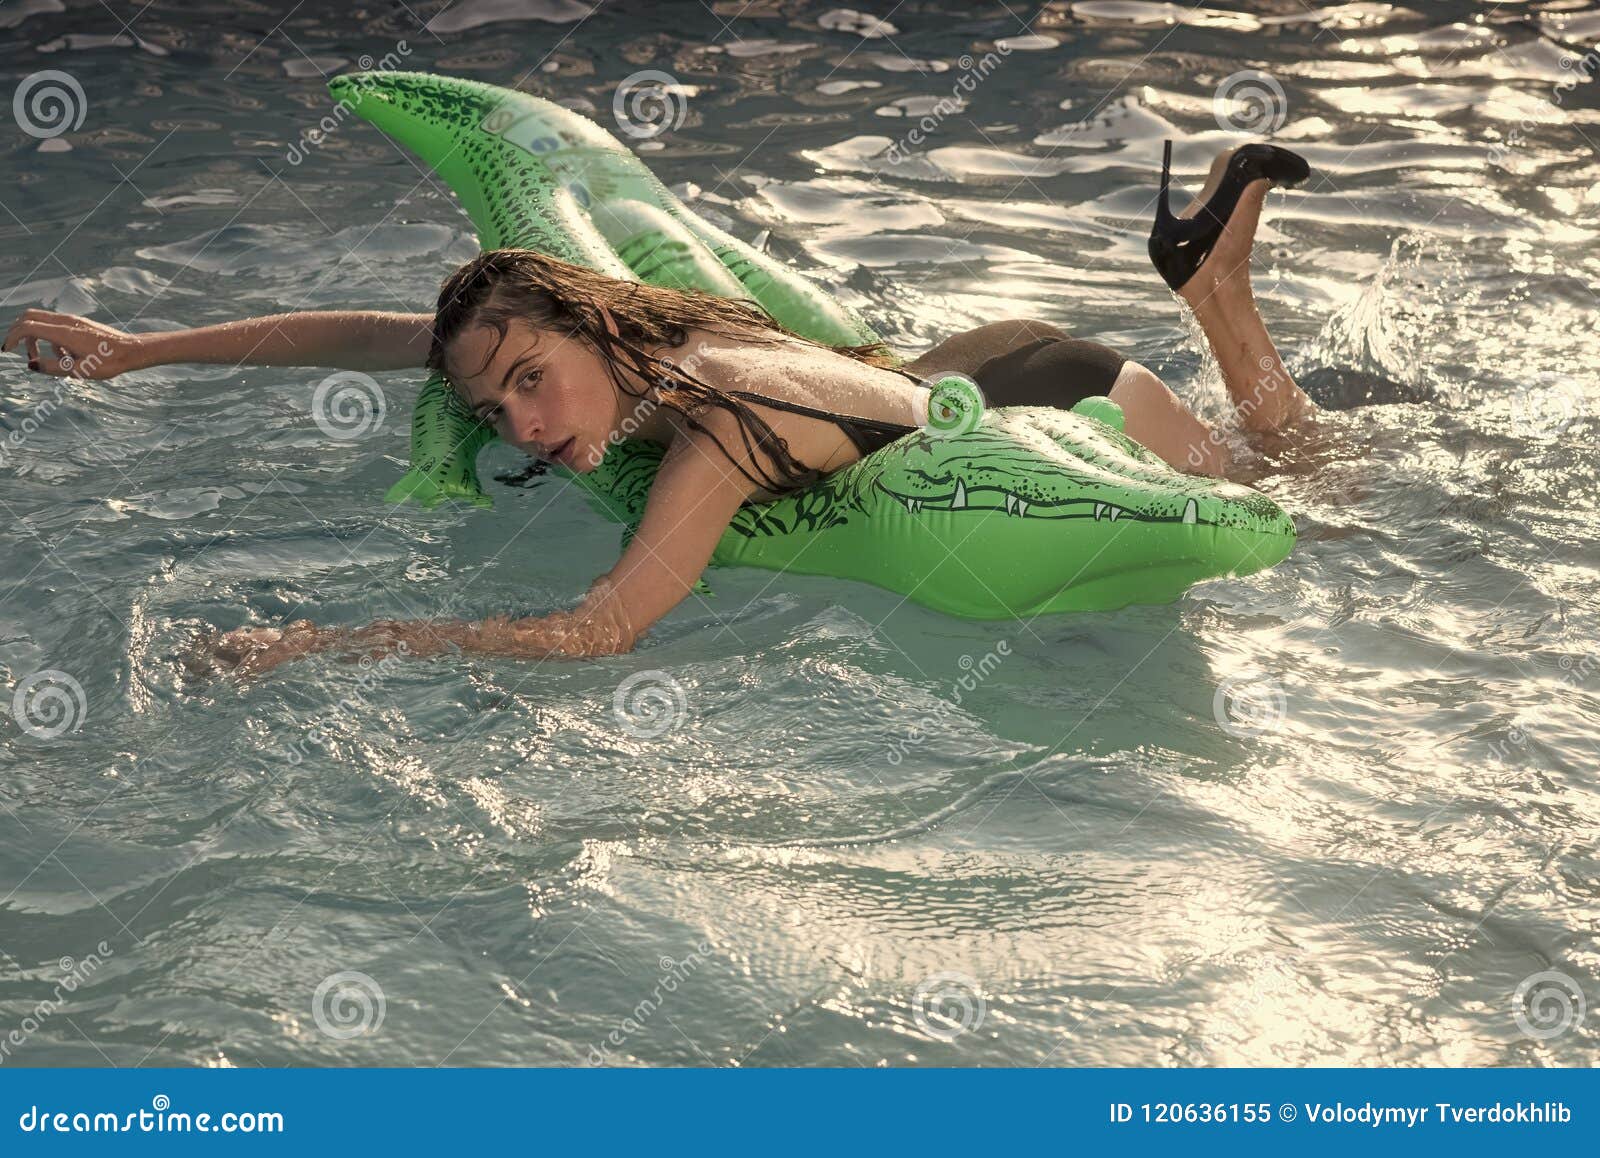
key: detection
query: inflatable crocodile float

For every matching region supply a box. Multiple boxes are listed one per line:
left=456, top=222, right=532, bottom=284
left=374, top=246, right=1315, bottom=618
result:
left=328, top=70, right=1296, bottom=617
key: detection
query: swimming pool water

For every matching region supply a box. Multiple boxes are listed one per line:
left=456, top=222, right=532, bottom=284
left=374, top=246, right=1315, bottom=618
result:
left=1, top=0, right=1597, bottom=1066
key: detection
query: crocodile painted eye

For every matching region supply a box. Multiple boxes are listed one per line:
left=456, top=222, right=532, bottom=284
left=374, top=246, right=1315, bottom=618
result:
left=923, top=373, right=986, bottom=436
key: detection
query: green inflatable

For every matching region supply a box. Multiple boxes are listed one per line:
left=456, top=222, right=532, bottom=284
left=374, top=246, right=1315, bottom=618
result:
left=329, top=71, right=1296, bottom=617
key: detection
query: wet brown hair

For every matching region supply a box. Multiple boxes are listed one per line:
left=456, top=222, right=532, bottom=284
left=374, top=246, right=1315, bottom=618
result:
left=426, top=248, right=903, bottom=494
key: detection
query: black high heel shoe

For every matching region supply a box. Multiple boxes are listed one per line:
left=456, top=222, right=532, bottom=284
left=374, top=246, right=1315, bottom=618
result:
left=1147, top=139, right=1310, bottom=293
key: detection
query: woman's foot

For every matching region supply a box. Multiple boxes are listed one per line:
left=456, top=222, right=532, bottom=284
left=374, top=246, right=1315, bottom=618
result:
left=1147, top=141, right=1309, bottom=306
left=1174, top=165, right=1267, bottom=312
left=1147, top=141, right=1319, bottom=435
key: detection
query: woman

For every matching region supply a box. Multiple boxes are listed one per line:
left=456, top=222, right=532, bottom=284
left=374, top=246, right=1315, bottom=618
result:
left=2, top=143, right=1317, bottom=673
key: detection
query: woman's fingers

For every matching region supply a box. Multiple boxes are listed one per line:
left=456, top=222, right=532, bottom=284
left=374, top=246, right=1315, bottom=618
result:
left=184, top=620, right=337, bottom=681
left=1, top=312, right=47, bottom=352
left=204, top=627, right=276, bottom=666
left=18, top=335, right=80, bottom=378
left=27, top=338, right=80, bottom=378
left=5, top=318, right=73, bottom=353
left=5, top=320, right=121, bottom=378
left=7, top=321, right=79, bottom=373
left=184, top=625, right=300, bottom=681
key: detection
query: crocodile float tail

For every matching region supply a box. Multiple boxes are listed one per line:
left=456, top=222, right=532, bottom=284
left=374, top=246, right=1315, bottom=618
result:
left=330, top=71, right=629, bottom=275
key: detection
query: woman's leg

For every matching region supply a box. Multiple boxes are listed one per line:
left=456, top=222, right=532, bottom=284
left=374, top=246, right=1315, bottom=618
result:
left=957, top=332, right=1235, bottom=477
left=1096, top=151, right=1319, bottom=472
left=900, top=153, right=1317, bottom=476
left=1174, top=172, right=1317, bottom=434
left=1109, top=361, right=1232, bottom=477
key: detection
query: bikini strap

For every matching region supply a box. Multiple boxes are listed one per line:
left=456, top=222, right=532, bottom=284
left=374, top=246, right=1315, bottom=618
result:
left=724, top=390, right=916, bottom=438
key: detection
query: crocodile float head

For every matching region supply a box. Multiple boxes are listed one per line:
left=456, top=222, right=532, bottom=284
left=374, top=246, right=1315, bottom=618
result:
left=868, top=406, right=1293, bottom=535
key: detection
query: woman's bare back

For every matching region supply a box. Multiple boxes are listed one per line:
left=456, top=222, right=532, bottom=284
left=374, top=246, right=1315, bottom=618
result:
left=666, top=331, right=930, bottom=497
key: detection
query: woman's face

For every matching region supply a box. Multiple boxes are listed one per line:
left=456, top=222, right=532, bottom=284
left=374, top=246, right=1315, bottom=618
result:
left=446, top=318, right=620, bottom=472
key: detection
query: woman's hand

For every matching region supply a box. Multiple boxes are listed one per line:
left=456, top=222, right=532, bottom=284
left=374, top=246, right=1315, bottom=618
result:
left=2, top=310, right=149, bottom=379
left=187, top=618, right=452, bottom=680
left=185, top=610, right=634, bottom=681
left=188, top=619, right=332, bottom=679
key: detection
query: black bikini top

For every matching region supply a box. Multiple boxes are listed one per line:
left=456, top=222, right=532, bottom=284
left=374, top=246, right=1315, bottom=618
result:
left=725, top=376, right=922, bottom=458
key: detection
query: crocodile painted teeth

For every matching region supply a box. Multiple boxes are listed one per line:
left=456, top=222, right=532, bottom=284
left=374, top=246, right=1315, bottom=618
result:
left=1015, top=498, right=1028, bottom=517
left=1094, top=502, right=1107, bottom=520
left=1183, top=498, right=1198, bottom=525
left=1108, top=506, right=1122, bottom=521
left=952, top=478, right=967, bottom=509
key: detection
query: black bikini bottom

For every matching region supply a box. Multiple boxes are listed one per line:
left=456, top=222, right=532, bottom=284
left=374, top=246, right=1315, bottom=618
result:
left=847, top=336, right=1131, bottom=455
left=970, top=336, right=1128, bottom=408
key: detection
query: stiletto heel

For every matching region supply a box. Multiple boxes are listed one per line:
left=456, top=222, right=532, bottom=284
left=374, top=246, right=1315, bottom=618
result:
left=1147, top=139, right=1310, bottom=293
left=1153, top=139, right=1175, bottom=233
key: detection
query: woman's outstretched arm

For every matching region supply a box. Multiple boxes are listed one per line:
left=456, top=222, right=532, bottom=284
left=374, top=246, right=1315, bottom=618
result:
left=196, top=408, right=764, bottom=676
left=2, top=308, right=434, bottom=378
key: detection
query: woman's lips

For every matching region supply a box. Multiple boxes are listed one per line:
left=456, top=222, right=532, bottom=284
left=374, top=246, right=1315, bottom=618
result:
left=550, top=437, right=576, bottom=467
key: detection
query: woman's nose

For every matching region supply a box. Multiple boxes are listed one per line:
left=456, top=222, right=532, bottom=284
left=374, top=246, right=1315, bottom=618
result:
left=498, top=397, right=542, bottom=445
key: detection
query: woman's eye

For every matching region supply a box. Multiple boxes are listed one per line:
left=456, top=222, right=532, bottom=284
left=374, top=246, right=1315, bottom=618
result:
left=517, top=369, right=542, bottom=391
